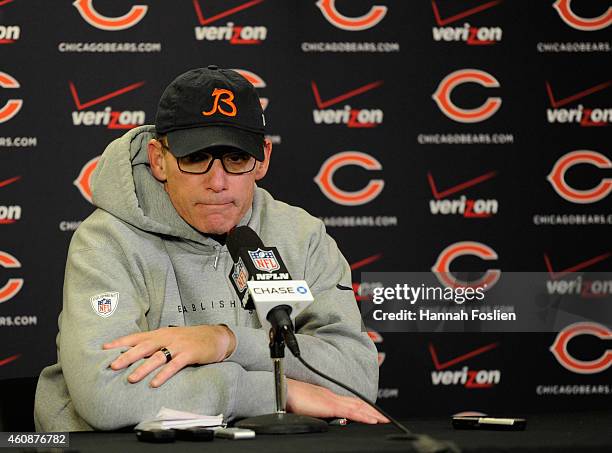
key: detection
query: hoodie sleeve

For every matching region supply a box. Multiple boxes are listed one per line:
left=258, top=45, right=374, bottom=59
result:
left=56, top=229, right=277, bottom=430
left=225, top=222, right=379, bottom=402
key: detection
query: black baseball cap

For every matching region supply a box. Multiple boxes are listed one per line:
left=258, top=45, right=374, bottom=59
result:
left=155, top=65, right=265, bottom=160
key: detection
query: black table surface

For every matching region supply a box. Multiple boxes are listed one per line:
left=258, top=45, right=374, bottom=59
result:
left=65, top=411, right=612, bottom=453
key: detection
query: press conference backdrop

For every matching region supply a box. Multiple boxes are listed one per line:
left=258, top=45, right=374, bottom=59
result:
left=0, top=1, right=610, bottom=417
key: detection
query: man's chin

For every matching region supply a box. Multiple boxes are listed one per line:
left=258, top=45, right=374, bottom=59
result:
left=194, top=217, right=236, bottom=235
left=197, top=225, right=232, bottom=235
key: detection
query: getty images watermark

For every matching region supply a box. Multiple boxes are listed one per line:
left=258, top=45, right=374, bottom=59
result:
left=359, top=272, right=612, bottom=333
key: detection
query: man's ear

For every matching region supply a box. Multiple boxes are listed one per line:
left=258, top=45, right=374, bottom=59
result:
left=148, top=139, right=168, bottom=182
left=254, top=139, right=272, bottom=181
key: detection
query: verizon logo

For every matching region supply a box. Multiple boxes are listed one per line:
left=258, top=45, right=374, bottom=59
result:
left=193, top=0, right=268, bottom=44
left=311, top=80, right=384, bottom=128
left=0, top=176, right=21, bottom=224
left=194, top=22, right=267, bottom=43
left=430, top=342, right=501, bottom=388
left=546, top=80, right=611, bottom=126
left=70, top=80, right=146, bottom=129
left=0, top=205, right=20, bottom=223
left=428, top=170, right=498, bottom=217
left=0, top=25, right=19, bottom=44
left=545, top=252, right=612, bottom=297
left=0, top=0, right=19, bottom=44
left=431, top=0, right=503, bottom=45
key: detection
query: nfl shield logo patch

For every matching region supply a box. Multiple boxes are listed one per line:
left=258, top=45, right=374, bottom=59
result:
left=248, top=248, right=280, bottom=273
left=232, top=258, right=249, bottom=292
left=90, top=292, right=119, bottom=318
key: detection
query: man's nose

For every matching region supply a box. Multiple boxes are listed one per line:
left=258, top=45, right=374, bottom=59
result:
left=206, top=158, right=228, bottom=191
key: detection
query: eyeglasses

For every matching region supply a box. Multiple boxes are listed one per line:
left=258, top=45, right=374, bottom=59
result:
left=160, top=142, right=256, bottom=175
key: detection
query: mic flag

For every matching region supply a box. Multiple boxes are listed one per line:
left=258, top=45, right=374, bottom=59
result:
left=226, top=226, right=314, bottom=339
left=226, top=226, right=292, bottom=310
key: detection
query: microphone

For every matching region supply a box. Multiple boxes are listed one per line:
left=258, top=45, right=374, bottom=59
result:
left=227, top=225, right=291, bottom=309
left=226, top=226, right=265, bottom=309
left=228, top=231, right=434, bottom=445
left=226, top=226, right=313, bottom=356
left=227, top=233, right=450, bottom=448
left=227, top=226, right=329, bottom=435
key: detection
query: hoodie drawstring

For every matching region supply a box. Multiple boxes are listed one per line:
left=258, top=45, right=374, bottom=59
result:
left=213, top=247, right=221, bottom=270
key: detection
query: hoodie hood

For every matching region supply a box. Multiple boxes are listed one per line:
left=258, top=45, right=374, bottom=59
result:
left=90, top=125, right=253, bottom=246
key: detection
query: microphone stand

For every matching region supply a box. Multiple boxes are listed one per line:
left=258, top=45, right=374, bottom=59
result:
left=235, top=308, right=328, bottom=434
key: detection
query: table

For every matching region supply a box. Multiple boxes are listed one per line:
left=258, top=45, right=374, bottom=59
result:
left=67, top=411, right=612, bottom=452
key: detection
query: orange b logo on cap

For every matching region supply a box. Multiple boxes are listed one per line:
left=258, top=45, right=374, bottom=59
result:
left=202, top=88, right=237, bottom=117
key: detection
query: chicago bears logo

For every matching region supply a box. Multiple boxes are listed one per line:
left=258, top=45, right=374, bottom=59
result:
left=202, top=88, right=237, bottom=117
left=0, top=72, right=22, bottom=124
left=232, top=69, right=268, bottom=110
left=316, top=0, right=387, bottom=31
left=0, top=251, right=23, bottom=304
left=547, top=150, right=612, bottom=204
left=553, top=0, right=612, bottom=31
left=433, top=69, right=501, bottom=123
left=73, top=0, right=148, bottom=31
left=432, top=241, right=500, bottom=289
left=367, top=329, right=385, bottom=366
left=74, top=156, right=100, bottom=203
left=314, top=151, right=384, bottom=206
left=550, top=323, right=612, bottom=374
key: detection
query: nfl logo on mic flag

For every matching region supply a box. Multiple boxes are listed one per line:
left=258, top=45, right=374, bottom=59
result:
left=232, top=257, right=249, bottom=293
left=248, top=248, right=280, bottom=273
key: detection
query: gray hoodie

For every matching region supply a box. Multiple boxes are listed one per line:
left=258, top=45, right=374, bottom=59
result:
left=34, top=125, right=378, bottom=431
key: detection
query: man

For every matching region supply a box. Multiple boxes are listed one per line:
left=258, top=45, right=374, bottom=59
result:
left=35, top=66, right=384, bottom=431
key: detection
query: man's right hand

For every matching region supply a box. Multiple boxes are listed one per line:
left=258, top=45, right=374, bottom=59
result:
left=286, top=379, right=389, bottom=424
left=102, top=325, right=235, bottom=388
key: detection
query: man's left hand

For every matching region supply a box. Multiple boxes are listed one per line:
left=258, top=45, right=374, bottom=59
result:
left=102, top=325, right=236, bottom=388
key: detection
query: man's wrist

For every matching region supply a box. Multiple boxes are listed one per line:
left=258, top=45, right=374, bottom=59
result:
left=218, top=324, right=236, bottom=361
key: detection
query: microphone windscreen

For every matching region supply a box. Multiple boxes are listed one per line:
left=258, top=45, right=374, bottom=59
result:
left=226, top=226, right=264, bottom=262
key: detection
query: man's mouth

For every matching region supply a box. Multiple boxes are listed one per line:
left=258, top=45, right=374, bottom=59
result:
left=197, top=201, right=233, bottom=206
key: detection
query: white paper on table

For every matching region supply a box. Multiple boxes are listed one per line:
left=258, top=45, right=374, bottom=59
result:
left=134, top=407, right=225, bottom=431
